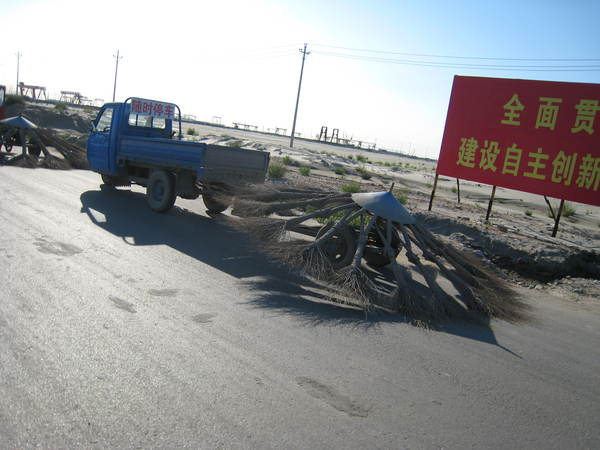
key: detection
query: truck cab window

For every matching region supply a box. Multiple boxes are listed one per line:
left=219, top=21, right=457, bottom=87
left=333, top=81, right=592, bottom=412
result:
left=96, top=108, right=114, bottom=132
left=128, top=113, right=166, bottom=130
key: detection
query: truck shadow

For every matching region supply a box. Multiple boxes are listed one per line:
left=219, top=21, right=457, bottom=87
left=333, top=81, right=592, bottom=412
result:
left=80, top=187, right=520, bottom=353
left=80, top=187, right=275, bottom=280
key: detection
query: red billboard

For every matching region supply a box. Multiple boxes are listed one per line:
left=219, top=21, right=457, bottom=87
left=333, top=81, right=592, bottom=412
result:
left=437, top=76, right=600, bottom=207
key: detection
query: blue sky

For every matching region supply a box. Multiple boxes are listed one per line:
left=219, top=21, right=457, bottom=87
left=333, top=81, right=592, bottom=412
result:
left=1, top=0, right=599, bottom=158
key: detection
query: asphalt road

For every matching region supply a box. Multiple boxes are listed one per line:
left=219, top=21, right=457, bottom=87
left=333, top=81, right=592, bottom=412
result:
left=1, top=166, right=599, bottom=449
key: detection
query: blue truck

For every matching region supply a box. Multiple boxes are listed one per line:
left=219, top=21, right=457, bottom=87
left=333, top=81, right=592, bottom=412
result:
left=87, top=97, right=269, bottom=213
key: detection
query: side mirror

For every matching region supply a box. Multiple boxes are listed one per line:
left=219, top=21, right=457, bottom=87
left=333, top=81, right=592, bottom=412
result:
left=90, top=122, right=97, bottom=132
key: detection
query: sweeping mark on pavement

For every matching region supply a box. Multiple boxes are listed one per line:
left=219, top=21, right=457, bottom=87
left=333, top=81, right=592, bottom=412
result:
left=34, top=238, right=82, bottom=256
left=192, top=313, right=217, bottom=324
left=109, top=296, right=137, bottom=313
left=296, top=377, right=369, bottom=417
left=148, top=289, right=179, bottom=298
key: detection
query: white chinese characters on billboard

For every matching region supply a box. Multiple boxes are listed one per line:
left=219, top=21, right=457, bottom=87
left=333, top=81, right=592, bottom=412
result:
left=130, top=98, right=176, bottom=119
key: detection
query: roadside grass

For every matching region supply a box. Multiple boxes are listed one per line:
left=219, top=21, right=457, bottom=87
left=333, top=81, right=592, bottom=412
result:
left=356, top=166, right=372, bottom=180
left=268, top=163, right=287, bottom=178
left=299, top=166, right=311, bottom=176
left=393, top=189, right=408, bottom=205
left=547, top=202, right=576, bottom=219
left=282, top=155, right=297, bottom=165
left=306, top=205, right=362, bottom=227
left=341, top=182, right=361, bottom=193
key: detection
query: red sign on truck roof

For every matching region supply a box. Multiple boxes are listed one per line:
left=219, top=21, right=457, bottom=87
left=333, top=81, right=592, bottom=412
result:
left=130, top=98, right=176, bottom=120
left=437, top=76, right=600, bottom=207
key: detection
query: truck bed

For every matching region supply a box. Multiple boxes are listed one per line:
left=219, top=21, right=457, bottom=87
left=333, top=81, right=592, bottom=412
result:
left=117, top=137, right=269, bottom=183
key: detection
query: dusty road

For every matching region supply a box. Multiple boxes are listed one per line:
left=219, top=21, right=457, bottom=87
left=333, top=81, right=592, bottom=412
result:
left=1, top=166, right=599, bottom=449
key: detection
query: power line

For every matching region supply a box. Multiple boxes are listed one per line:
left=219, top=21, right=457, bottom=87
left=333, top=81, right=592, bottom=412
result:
left=312, top=43, right=600, bottom=62
left=312, top=50, right=600, bottom=72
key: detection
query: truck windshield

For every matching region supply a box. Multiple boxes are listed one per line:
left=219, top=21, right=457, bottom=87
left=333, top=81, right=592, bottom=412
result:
left=96, top=107, right=114, bottom=132
left=128, top=113, right=166, bottom=130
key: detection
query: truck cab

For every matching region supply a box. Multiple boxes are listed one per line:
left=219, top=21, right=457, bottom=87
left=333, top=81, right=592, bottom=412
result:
left=87, top=97, right=269, bottom=213
left=87, top=98, right=180, bottom=176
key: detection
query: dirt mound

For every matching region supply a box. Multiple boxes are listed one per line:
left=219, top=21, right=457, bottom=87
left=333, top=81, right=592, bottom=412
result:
left=415, top=212, right=600, bottom=282
left=4, top=101, right=94, bottom=133
left=1, top=126, right=88, bottom=170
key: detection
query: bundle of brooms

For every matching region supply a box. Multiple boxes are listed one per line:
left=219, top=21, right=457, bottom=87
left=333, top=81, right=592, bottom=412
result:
left=1, top=122, right=88, bottom=170
left=217, top=182, right=528, bottom=325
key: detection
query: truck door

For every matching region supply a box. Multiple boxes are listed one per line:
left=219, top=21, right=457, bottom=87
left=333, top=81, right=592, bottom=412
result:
left=87, top=106, right=116, bottom=174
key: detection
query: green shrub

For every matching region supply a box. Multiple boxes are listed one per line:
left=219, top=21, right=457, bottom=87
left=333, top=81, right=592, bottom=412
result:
left=334, top=167, right=346, bottom=175
left=299, top=166, right=310, bottom=176
left=54, top=103, right=67, bottom=112
left=341, top=182, right=361, bottom=193
left=356, top=166, right=372, bottom=180
left=307, top=205, right=362, bottom=227
left=356, top=154, right=368, bottom=163
left=226, top=140, right=243, bottom=147
left=562, top=202, right=576, bottom=217
left=187, top=127, right=197, bottom=136
left=393, top=189, right=408, bottom=205
left=347, top=155, right=354, bottom=160
left=547, top=202, right=576, bottom=218
left=268, top=163, right=287, bottom=178
left=282, top=155, right=294, bottom=165
left=525, top=210, right=533, bottom=216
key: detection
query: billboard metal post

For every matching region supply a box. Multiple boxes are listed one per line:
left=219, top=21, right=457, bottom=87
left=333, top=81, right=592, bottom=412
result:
left=456, top=179, right=461, bottom=204
left=428, top=174, right=439, bottom=211
left=485, top=185, right=497, bottom=222
left=544, top=196, right=556, bottom=219
left=551, top=199, right=565, bottom=237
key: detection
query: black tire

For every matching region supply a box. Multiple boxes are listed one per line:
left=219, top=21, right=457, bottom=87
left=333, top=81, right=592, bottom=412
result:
left=316, top=222, right=357, bottom=269
left=101, top=173, right=116, bottom=186
left=146, top=170, right=176, bottom=213
left=363, top=226, right=402, bottom=268
left=203, top=194, right=230, bottom=213
left=28, top=144, right=41, bottom=159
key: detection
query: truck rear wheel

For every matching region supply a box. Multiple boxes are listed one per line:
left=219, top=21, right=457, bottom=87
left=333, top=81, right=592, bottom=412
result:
left=146, top=170, right=176, bottom=213
left=101, top=173, right=117, bottom=187
left=202, top=194, right=230, bottom=214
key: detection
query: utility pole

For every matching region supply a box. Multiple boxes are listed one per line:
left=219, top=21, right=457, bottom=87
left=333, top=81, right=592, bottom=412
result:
left=15, top=52, right=22, bottom=95
left=290, top=43, right=310, bottom=148
left=112, top=50, right=122, bottom=102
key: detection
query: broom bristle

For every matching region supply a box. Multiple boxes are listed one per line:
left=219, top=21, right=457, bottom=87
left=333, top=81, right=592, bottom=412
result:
left=219, top=182, right=530, bottom=325
left=328, top=266, right=380, bottom=310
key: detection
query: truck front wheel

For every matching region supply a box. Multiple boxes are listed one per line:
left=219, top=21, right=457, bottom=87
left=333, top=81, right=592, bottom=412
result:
left=146, top=170, right=176, bottom=213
